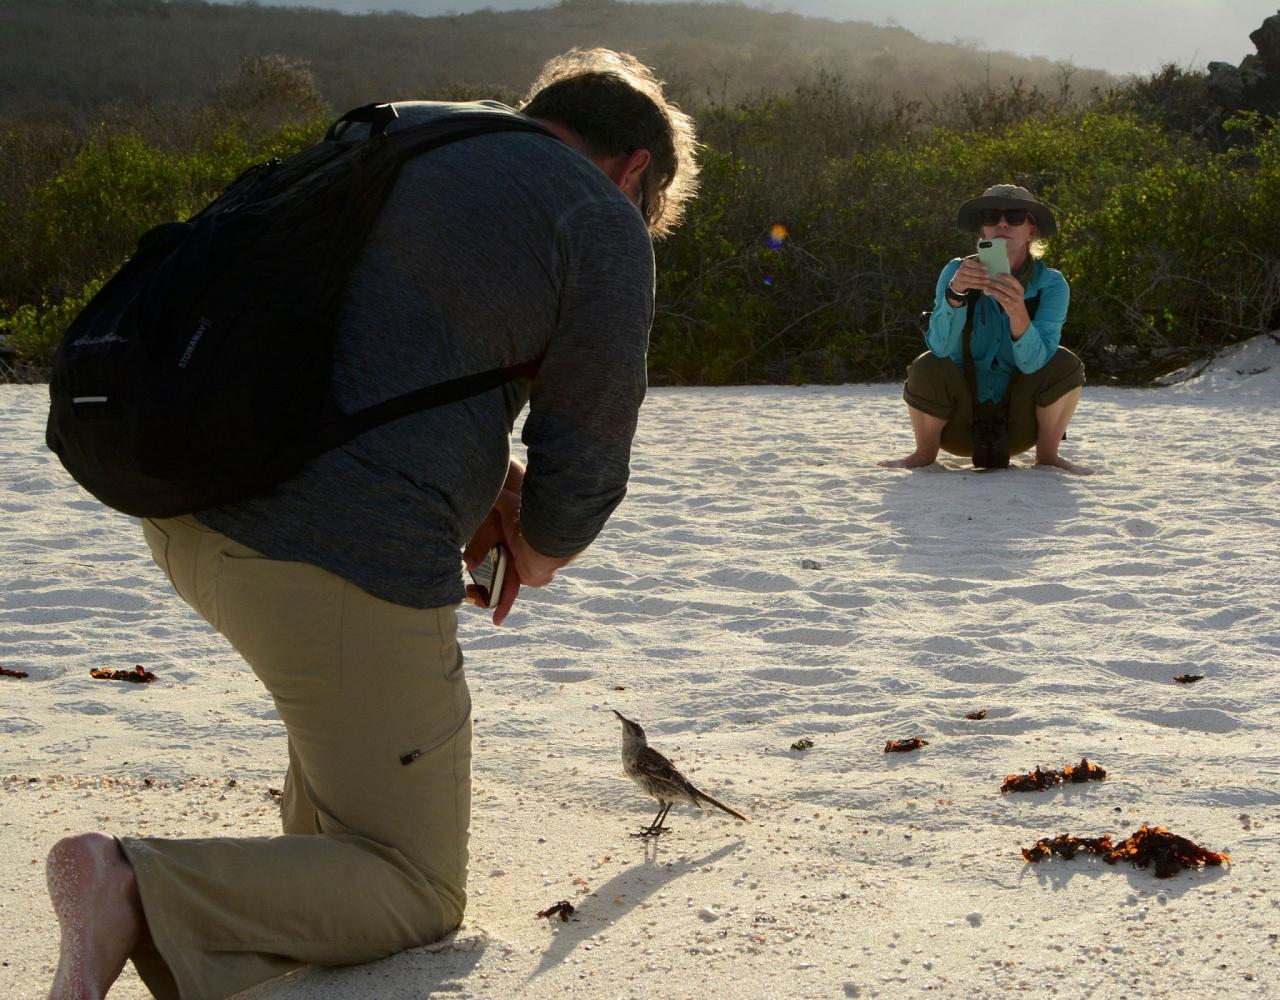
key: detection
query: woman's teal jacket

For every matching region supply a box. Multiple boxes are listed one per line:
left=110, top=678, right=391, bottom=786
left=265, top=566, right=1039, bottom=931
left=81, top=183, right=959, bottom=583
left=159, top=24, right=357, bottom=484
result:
left=925, top=257, right=1070, bottom=404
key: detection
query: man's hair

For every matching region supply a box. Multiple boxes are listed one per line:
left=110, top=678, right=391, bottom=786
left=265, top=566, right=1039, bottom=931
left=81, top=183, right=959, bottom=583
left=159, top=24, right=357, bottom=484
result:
left=520, top=48, right=699, bottom=238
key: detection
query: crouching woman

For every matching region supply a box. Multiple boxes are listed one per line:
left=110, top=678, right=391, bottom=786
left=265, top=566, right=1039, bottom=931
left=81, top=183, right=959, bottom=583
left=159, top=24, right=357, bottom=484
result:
left=879, top=184, right=1091, bottom=474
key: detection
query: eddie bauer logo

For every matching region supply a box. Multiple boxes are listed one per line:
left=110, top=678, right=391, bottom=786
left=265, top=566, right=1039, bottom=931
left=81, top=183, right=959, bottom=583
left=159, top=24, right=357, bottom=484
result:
left=71, top=332, right=127, bottom=347
left=178, top=317, right=213, bottom=369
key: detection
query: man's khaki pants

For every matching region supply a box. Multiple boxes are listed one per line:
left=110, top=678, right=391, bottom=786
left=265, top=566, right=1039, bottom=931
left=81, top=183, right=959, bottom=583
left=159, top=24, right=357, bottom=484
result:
left=121, top=515, right=470, bottom=1000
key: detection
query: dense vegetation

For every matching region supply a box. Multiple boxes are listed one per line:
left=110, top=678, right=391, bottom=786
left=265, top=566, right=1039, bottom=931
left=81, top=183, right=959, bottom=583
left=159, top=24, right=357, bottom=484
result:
left=3, top=0, right=1276, bottom=385
left=656, top=75, right=1280, bottom=385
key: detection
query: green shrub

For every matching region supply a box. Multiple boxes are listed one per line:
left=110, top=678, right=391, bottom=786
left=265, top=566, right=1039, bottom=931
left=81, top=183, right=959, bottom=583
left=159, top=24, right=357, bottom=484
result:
left=0, top=111, right=327, bottom=362
left=0, top=276, right=104, bottom=362
left=656, top=95, right=1279, bottom=385
left=4, top=68, right=1279, bottom=386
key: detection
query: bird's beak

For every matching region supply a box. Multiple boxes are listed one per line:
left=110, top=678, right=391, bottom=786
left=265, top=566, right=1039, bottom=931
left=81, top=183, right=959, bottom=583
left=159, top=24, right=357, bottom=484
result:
left=611, top=709, right=626, bottom=722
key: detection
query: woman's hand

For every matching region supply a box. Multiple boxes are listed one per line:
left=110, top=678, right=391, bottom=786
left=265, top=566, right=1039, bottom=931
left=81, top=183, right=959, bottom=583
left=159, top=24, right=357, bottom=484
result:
left=948, top=258, right=1030, bottom=337
left=987, top=273, right=1030, bottom=337
left=948, top=256, right=991, bottom=297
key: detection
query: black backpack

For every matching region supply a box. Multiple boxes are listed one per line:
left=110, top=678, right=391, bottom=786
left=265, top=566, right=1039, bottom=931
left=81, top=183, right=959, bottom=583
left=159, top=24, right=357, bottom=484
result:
left=960, top=290, right=1042, bottom=469
left=46, top=103, right=554, bottom=518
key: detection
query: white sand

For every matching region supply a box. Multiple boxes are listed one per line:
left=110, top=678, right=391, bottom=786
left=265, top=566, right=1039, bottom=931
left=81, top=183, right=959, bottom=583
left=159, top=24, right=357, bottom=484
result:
left=3, top=337, right=1279, bottom=999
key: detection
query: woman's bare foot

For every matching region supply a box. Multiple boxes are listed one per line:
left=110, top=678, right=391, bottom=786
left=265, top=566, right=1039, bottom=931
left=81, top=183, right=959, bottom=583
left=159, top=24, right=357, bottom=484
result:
left=1034, top=454, right=1093, bottom=475
left=47, top=833, right=145, bottom=1000
left=877, top=453, right=937, bottom=469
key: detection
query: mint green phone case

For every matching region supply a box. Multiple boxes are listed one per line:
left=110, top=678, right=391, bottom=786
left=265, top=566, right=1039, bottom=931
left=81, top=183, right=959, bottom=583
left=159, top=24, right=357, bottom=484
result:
left=977, top=238, right=1011, bottom=278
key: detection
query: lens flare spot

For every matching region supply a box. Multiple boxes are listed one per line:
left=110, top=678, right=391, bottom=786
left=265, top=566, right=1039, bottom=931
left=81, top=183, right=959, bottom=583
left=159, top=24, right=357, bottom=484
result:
left=763, top=275, right=775, bottom=286
left=766, top=223, right=788, bottom=249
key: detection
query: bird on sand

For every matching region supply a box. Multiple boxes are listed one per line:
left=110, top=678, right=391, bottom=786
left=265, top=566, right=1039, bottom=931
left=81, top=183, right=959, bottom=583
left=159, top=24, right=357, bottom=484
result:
left=612, top=709, right=749, bottom=837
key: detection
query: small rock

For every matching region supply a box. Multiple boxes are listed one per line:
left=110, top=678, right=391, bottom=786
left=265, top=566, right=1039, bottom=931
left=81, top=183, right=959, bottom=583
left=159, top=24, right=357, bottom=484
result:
left=699, top=906, right=719, bottom=922
left=965, top=911, right=982, bottom=927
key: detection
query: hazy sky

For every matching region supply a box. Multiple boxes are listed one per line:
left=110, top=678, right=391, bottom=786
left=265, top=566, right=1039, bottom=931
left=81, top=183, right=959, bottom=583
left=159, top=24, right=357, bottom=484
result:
left=809, top=0, right=1265, bottom=75
left=259, top=1, right=1269, bottom=76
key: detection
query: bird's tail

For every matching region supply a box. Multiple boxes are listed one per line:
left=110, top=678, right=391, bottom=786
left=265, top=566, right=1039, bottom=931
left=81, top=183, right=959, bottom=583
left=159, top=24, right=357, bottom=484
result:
left=695, top=789, right=749, bottom=823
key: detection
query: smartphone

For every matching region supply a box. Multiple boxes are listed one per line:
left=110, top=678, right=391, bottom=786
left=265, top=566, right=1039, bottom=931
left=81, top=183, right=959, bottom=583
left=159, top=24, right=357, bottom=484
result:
left=468, top=543, right=508, bottom=609
left=976, top=238, right=1011, bottom=293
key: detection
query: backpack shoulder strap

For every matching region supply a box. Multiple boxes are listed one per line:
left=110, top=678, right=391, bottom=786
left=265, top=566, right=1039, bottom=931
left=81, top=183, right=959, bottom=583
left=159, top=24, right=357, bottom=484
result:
left=1026, top=290, right=1042, bottom=321
left=327, top=102, right=559, bottom=158
left=384, top=111, right=559, bottom=160
left=963, top=288, right=1045, bottom=404
left=314, top=359, right=541, bottom=455
left=960, top=291, right=980, bottom=400
left=305, top=107, right=559, bottom=455
left=326, top=102, right=400, bottom=141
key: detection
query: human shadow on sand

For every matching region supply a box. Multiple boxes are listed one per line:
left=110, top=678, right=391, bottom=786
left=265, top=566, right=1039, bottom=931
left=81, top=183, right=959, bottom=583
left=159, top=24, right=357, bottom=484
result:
left=234, top=930, right=485, bottom=999
left=875, top=461, right=1084, bottom=578
left=528, top=838, right=744, bottom=981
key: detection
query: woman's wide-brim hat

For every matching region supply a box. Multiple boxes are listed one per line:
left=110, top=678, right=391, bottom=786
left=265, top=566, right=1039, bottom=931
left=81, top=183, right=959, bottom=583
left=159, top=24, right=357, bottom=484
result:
left=957, top=184, right=1057, bottom=237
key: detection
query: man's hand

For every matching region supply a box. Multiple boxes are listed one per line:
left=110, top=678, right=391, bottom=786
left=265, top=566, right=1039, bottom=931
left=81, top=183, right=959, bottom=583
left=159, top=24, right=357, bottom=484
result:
left=462, top=458, right=583, bottom=625
left=463, top=504, right=522, bottom=625
left=491, top=487, right=576, bottom=589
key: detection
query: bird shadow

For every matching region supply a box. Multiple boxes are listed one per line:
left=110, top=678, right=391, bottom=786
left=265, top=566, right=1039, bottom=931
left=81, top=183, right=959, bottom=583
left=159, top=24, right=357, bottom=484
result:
left=528, top=838, right=743, bottom=981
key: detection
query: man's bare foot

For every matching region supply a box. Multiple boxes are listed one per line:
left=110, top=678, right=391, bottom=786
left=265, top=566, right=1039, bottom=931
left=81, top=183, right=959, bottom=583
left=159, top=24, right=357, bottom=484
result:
left=877, top=454, right=937, bottom=469
left=47, top=833, right=145, bottom=1000
left=1034, top=455, right=1094, bottom=475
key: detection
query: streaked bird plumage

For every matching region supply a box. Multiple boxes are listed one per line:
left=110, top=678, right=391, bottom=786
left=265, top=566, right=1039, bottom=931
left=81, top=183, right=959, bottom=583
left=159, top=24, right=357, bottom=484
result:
left=612, top=709, right=748, bottom=837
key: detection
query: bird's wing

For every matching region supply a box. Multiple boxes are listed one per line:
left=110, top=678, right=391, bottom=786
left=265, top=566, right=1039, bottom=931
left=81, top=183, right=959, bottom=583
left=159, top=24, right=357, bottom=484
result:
left=635, top=747, right=748, bottom=821
left=635, top=746, right=700, bottom=797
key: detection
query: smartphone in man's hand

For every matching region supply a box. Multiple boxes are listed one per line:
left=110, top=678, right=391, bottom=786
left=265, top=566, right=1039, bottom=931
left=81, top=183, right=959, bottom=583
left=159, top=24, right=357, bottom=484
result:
left=467, top=543, right=508, bottom=609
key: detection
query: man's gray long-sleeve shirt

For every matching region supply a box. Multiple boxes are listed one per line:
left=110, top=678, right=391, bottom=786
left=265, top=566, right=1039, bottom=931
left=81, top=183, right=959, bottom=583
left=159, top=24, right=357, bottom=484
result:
left=197, top=101, right=655, bottom=608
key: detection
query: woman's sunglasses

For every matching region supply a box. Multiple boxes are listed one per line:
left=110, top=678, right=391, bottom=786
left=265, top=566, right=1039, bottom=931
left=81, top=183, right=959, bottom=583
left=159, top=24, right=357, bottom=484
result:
left=979, top=208, right=1031, bottom=226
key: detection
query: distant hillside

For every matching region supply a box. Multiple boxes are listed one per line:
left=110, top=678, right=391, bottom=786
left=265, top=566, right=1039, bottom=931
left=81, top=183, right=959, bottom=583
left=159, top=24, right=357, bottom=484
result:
left=1, top=0, right=1112, bottom=121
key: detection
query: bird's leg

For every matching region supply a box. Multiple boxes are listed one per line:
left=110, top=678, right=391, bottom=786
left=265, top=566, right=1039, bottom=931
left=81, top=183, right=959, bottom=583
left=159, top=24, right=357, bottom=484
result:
left=632, top=803, right=665, bottom=837
left=631, top=801, right=672, bottom=838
